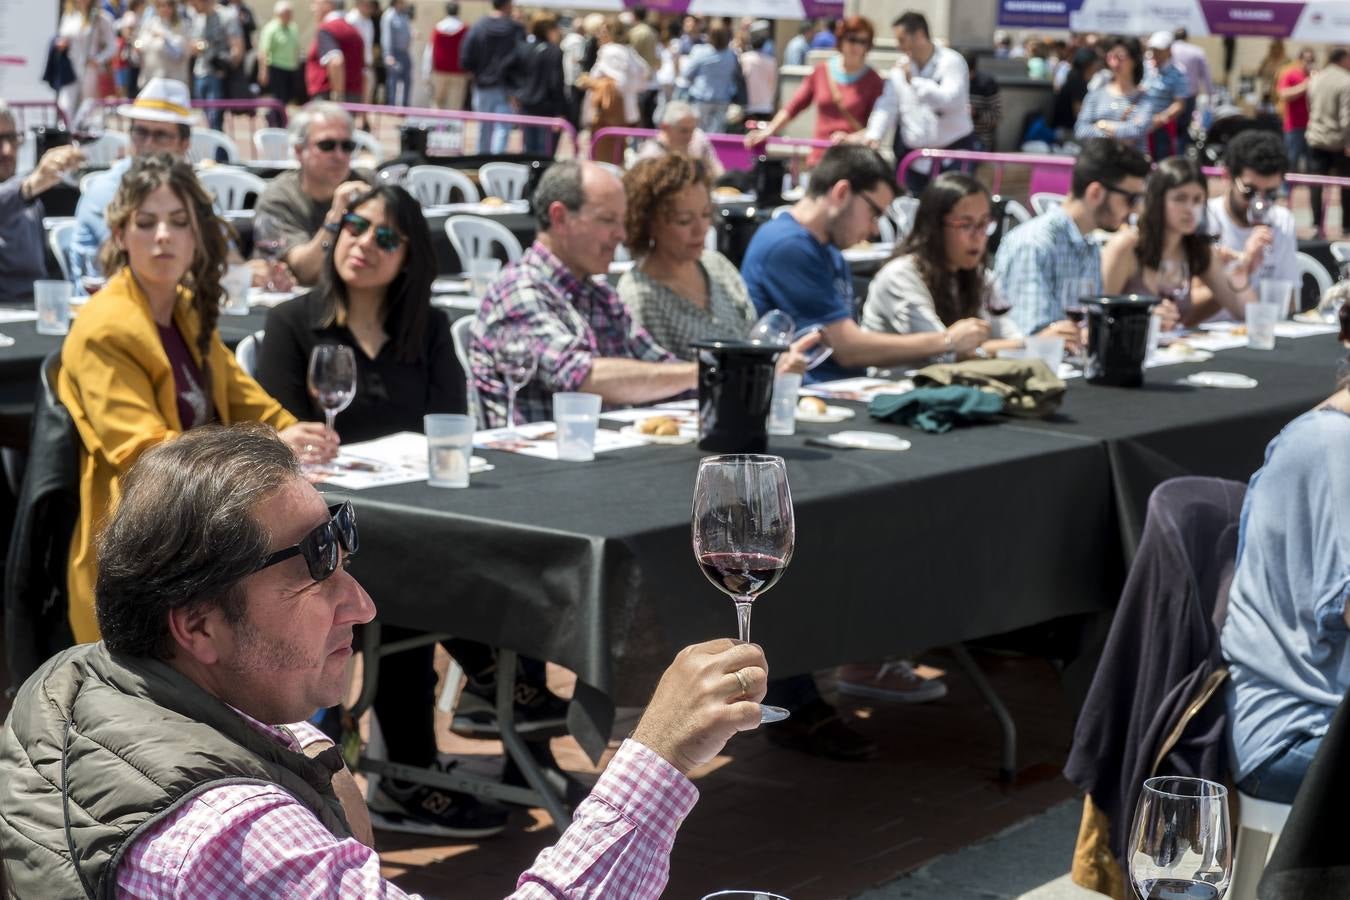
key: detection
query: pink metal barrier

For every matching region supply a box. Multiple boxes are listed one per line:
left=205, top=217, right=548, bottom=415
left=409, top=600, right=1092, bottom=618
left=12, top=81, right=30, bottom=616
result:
left=7, top=100, right=66, bottom=130
left=336, top=102, right=578, bottom=157
left=588, top=126, right=831, bottom=173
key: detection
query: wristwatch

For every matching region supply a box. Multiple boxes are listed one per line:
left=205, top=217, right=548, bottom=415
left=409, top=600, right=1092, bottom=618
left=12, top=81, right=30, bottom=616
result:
left=320, top=220, right=341, bottom=251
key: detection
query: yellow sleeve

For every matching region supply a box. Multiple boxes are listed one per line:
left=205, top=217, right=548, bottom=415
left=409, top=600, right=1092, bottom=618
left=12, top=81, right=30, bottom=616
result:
left=215, top=336, right=299, bottom=431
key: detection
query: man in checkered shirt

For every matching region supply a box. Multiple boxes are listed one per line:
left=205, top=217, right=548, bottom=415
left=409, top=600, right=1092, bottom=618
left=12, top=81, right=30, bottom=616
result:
left=0, top=425, right=769, bottom=898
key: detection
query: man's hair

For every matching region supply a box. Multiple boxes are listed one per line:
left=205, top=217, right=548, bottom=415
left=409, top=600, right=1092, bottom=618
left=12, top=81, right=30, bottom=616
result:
left=1330, top=47, right=1349, bottom=66
left=96, top=424, right=300, bottom=659
left=1070, top=137, right=1150, bottom=199
left=708, top=23, right=730, bottom=50
left=530, top=12, right=557, bottom=42
left=893, top=12, right=928, bottom=37
left=805, top=144, right=898, bottom=199
left=532, top=159, right=586, bottom=231
left=660, top=99, right=696, bottom=125
left=290, top=101, right=353, bottom=149
left=490, top=0, right=510, bottom=10
left=444, top=1, right=458, bottom=14
left=632, top=4, right=646, bottom=21
left=1174, top=28, right=1187, bottom=40
left=1223, top=129, right=1287, bottom=177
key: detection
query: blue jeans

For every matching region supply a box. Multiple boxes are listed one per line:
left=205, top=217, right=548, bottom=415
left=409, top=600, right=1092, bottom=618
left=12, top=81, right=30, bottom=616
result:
left=473, top=85, right=514, bottom=155
left=1237, top=732, right=1323, bottom=804
left=1285, top=128, right=1308, bottom=173
left=522, top=125, right=552, bottom=156
left=194, top=73, right=225, bottom=131
left=385, top=50, right=412, bottom=107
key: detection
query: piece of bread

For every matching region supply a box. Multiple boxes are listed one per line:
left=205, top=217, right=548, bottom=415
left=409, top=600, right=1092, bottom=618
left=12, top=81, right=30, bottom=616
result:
left=638, top=415, right=680, bottom=436
left=480, top=196, right=506, bottom=207
left=797, top=396, right=827, bottom=415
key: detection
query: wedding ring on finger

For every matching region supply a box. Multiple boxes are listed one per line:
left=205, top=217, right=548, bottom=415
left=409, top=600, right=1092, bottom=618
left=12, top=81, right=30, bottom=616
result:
left=733, top=668, right=751, bottom=699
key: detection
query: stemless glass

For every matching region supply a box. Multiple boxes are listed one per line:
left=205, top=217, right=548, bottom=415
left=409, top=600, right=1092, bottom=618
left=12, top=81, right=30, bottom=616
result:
left=307, top=344, right=357, bottom=470
left=692, top=454, right=795, bottom=724
left=496, top=331, right=537, bottom=434
left=1128, top=776, right=1231, bottom=900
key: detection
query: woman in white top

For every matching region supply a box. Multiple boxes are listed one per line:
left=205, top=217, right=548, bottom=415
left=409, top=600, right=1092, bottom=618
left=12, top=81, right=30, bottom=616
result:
left=133, top=0, right=191, bottom=88
left=861, top=172, right=1023, bottom=363
left=56, top=0, right=117, bottom=125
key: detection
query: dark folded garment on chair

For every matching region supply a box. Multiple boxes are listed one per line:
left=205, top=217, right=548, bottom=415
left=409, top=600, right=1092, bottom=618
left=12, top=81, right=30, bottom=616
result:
left=868, top=385, right=1004, bottom=433
left=914, top=358, right=1067, bottom=418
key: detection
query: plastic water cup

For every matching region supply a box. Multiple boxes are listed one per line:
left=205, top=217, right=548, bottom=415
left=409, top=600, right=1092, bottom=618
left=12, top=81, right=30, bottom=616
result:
left=34, top=280, right=72, bottom=336
left=1145, top=313, right=1162, bottom=363
left=767, top=372, right=802, bottom=436
left=220, top=263, right=252, bottom=316
left=553, top=392, right=601, bottom=461
left=1258, top=279, right=1295, bottom=317
left=1245, top=302, right=1278, bottom=350
left=1024, top=334, right=1064, bottom=371
left=424, top=414, right=475, bottom=487
left=468, top=258, right=502, bottom=297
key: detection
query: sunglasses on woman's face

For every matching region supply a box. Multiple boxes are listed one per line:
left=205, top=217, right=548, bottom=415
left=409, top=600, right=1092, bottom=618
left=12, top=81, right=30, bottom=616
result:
left=255, top=501, right=359, bottom=583
left=313, top=138, right=357, bottom=154
left=341, top=213, right=404, bottom=252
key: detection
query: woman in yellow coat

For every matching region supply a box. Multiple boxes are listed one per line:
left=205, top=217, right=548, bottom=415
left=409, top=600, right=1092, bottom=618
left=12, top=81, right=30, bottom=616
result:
left=58, top=153, right=337, bottom=643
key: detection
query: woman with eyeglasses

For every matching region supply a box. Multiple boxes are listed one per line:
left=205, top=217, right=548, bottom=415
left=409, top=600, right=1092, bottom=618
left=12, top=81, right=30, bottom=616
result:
left=1101, top=157, right=1255, bottom=326
left=1074, top=35, right=1152, bottom=154
left=132, top=0, right=192, bottom=88
left=860, top=172, right=1026, bottom=363
left=744, top=15, right=884, bottom=165
left=57, top=153, right=335, bottom=645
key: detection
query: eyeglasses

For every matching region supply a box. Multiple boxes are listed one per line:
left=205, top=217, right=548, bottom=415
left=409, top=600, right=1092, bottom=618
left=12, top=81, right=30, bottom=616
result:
left=1234, top=177, right=1280, bottom=203
left=943, top=216, right=998, bottom=237
left=313, top=138, right=357, bottom=154
left=855, top=189, right=888, bottom=221
left=255, top=501, right=359, bottom=583
left=842, top=34, right=871, bottom=48
left=130, top=124, right=181, bottom=146
left=341, top=212, right=404, bottom=251
left=0, top=132, right=24, bottom=146
left=1101, top=182, right=1143, bottom=207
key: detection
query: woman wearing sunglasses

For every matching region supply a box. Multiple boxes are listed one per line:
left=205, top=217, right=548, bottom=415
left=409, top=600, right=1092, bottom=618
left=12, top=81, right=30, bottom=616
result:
left=859, top=172, right=1027, bottom=364
left=1101, top=157, right=1255, bottom=326
left=56, top=153, right=335, bottom=645
left=254, top=186, right=508, bottom=839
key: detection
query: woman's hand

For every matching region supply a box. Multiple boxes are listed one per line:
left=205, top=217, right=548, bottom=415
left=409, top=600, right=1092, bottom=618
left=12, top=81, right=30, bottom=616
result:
left=946, top=318, right=992, bottom=355
left=1153, top=298, right=1181, bottom=331
left=279, top=422, right=339, bottom=464
left=744, top=128, right=770, bottom=148
left=775, top=330, right=822, bottom=375
left=1037, top=320, right=1083, bottom=353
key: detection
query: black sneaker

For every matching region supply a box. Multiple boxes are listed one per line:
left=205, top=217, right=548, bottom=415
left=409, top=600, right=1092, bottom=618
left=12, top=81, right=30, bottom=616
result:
left=451, top=669, right=570, bottom=739
left=368, top=764, right=510, bottom=839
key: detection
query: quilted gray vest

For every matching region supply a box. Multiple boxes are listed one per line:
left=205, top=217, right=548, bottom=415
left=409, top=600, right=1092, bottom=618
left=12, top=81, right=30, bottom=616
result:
left=0, top=643, right=353, bottom=899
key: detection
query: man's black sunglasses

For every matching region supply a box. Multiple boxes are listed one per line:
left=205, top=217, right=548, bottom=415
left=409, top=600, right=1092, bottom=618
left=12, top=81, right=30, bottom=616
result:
left=1234, top=177, right=1280, bottom=203
left=314, top=138, right=357, bottom=153
left=1101, top=182, right=1143, bottom=207
left=255, top=501, right=359, bottom=582
left=341, top=212, right=405, bottom=252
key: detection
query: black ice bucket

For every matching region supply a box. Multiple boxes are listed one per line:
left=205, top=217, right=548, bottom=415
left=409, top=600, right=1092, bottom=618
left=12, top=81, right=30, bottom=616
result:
left=1083, top=294, right=1161, bottom=387
left=691, top=339, right=785, bottom=453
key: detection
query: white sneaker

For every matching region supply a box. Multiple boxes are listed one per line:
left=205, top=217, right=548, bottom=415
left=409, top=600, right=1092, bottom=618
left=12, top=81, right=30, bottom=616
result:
left=836, top=660, right=948, bottom=703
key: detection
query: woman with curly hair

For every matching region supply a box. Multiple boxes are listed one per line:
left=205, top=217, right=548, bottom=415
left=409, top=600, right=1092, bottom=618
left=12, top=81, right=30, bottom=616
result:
left=58, top=153, right=333, bottom=642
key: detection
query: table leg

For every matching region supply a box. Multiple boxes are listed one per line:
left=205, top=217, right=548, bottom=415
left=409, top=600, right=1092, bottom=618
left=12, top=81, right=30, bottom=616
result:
left=495, top=647, right=574, bottom=832
left=949, top=643, right=1018, bottom=783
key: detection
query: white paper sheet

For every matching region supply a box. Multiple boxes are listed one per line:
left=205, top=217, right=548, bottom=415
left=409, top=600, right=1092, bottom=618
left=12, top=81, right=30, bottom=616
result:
left=319, top=431, right=492, bottom=490
left=474, top=421, right=646, bottom=460
left=0, top=308, right=39, bottom=323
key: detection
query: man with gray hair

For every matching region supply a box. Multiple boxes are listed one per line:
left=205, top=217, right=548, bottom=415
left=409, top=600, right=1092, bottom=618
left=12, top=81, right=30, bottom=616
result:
left=0, top=103, right=84, bottom=301
left=0, top=423, right=770, bottom=896
left=253, top=100, right=369, bottom=285
left=469, top=160, right=697, bottom=427
left=634, top=99, right=725, bottom=178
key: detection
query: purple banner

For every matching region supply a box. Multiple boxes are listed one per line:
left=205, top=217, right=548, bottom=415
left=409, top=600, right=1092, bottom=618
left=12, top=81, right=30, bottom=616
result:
left=997, top=0, right=1089, bottom=29
left=802, top=0, right=844, bottom=17
left=1200, top=0, right=1306, bottom=36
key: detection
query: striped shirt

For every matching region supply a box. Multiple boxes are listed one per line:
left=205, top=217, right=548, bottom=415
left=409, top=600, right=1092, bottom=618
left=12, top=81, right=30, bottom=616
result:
left=993, top=206, right=1102, bottom=336
left=1074, top=86, right=1153, bottom=153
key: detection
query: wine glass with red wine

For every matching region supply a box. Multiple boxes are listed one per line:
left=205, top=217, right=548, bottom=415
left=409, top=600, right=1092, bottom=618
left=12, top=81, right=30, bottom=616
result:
left=1061, top=277, right=1096, bottom=366
left=692, top=454, right=794, bottom=724
left=984, top=278, right=1012, bottom=317
left=1128, top=777, right=1231, bottom=900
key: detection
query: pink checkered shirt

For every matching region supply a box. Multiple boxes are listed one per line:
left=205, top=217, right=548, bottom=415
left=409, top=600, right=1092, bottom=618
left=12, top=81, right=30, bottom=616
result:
left=116, top=710, right=699, bottom=900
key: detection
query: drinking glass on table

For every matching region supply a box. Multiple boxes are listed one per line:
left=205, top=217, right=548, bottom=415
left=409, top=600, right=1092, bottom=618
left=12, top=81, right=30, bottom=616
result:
left=1258, top=279, right=1295, bottom=319
left=691, top=454, right=794, bottom=724
left=1128, top=776, right=1231, bottom=900
left=306, top=344, right=357, bottom=471
left=252, top=213, right=288, bottom=292
left=1061, top=278, right=1097, bottom=365
left=496, top=331, right=537, bottom=435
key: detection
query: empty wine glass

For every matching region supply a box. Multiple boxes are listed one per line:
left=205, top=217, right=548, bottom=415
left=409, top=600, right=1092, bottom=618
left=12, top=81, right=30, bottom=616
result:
left=1128, top=776, right=1231, bottom=900
left=306, top=344, right=357, bottom=472
left=496, top=331, right=537, bottom=434
left=1156, top=257, right=1191, bottom=314
left=253, top=213, right=287, bottom=291
left=692, top=454, right=795, bottom=725
left=749, top=311, right=832, bottom=370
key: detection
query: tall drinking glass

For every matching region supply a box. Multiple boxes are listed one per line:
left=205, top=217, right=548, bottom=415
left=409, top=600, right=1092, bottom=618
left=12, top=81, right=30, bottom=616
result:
left=692, top=454, right=794, bottom=724
left=1128, top=776, right=1231, bottom=900
left=306, top=344, right=357, bottom=471
left=496, top=332, right=537, bottom=435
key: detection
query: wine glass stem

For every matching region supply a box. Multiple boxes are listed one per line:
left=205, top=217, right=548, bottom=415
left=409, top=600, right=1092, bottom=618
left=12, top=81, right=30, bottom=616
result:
left=324, top=409, right=336, bottom=434
left=735, top=598, right=753, bottom=644
left=505, top=384, right=518, bottom=429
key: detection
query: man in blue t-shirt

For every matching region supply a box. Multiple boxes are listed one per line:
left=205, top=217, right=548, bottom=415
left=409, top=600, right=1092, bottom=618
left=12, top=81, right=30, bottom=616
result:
left=741, top=144, right=902, bottom=383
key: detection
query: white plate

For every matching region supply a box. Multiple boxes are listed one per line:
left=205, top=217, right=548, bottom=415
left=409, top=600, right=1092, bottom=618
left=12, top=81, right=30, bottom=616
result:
left=619, top=424, right=696, bottom=445
left=795, top=404, right=856, bottom=423
left=248, top=290, right=298, bottom=308
left=1186, top=371, right=1258, bottom=390
left=432, top=276, right=471, bottom=294
left=823, top=431, right=911, bottom=451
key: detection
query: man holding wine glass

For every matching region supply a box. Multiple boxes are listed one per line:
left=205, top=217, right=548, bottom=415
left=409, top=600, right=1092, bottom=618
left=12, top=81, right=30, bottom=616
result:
left=0, top=102, right=84, bottom=302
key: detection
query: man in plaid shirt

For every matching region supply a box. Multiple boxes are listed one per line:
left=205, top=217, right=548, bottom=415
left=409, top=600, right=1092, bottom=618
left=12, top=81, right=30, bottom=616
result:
left=0, top=426, right=770, bottom=898
left=469, top=160, right=698, bottom=428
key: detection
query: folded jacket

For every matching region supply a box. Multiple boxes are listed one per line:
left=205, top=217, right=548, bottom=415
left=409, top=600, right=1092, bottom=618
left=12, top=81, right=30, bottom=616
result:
left=868, top=384, right=1005, bottom=434
left=914, top=358, right=1066, bottom=418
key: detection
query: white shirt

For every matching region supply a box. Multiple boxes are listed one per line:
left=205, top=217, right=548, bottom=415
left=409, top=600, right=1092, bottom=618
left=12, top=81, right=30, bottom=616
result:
left=1206, top=196, right=1298, bottom=321
left=345, top=8, right=374, bottom=67
left=866, top=43, right=972, bottom=151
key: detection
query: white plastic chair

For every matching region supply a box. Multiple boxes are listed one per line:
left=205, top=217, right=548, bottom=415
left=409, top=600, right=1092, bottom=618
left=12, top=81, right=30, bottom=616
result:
left=235, top=330, right=264, bottom=378
left=1330, top=241, right=1350, bottom=277
left=478, top=162, right=529, bottom=201
left=78, top=131, right=130, bottom=166
left=450, top=315, right=473, bottom=379
left=197, top=167, right=268, bottom=212
left=47, top=219, right=77, bottom=282
left=1297, top=251, right=1333, bottom=311
left=352, top=129, right=385, bottom=164
left=1002, top=199, right=1033, bottom=227
left=891, top=196, right=919, bottom=239
left=704, top=225, right=718, bottom=251
left=252, top=127, right=293, bottom=161
left=1228, top=791, right=1292, bottom=900
left=445, top=215, right=523, bottom=269
left=189, top=128, right=241, bottom=164
left=876, top=216, right=896, bottom=244
left=1030, top=192, right=1065, bottom=216
left=406, top=165, right=481, bottom=206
